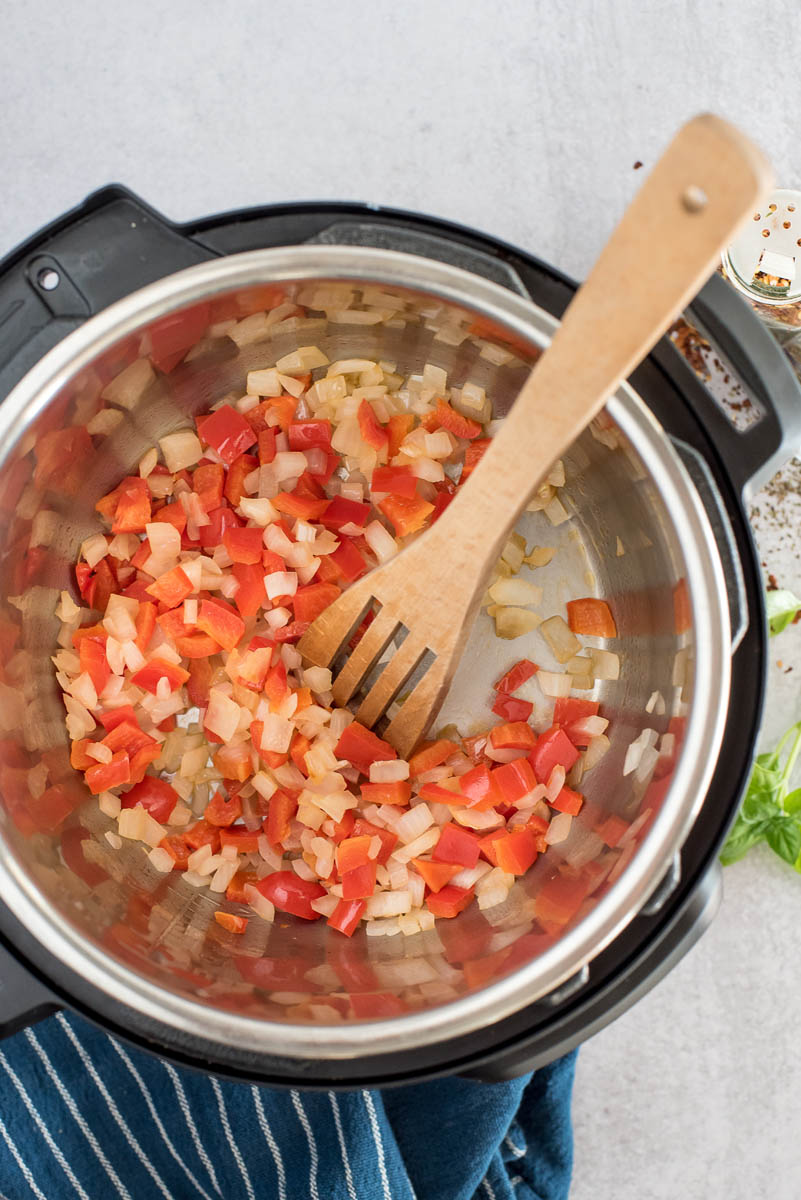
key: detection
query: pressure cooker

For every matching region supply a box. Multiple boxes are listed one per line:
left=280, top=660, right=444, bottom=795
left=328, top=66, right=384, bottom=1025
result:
left=0, top=190, right=797, bottom=1087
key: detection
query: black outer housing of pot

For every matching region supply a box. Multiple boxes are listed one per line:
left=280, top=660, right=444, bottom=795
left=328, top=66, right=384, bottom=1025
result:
left=0, top=189, right=792, bottom=1086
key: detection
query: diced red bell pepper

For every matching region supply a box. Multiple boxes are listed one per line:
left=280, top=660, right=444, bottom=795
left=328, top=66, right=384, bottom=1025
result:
left=493, top=828, right=538, bottom=875
left=224, top=452, right=259, bottom=506
left=359, top=780, right=411, bottom=807
left=111, top=477, right=151, bottom=533
left=101, top=719, right=154, bottom=757
left=256, top=871, right=325, bottom=920
left=288, top=420, right=332, bottom=450
left=336, top=835, right=373, bottom=874
left=196, top=405, right=256, bottom=464
left=426, top=884, right=474, bottom=918
left=184, top=819, right=221, bottom=852
left=327, top=898, right=365, bottom=938
left=566, top=597, right=617, bottom=638
left=334, top=722, right=396, bottom=774
left=460, top=437, right=491, bottom=481
left=491, top=693, right=533, bottom=721
left=184, top=658, right=213, bottom=708
left=70, top=738, right=96, bottom=770
left=135, top=601, right=157, bottom=652
left=224, top=868, right=259, bottom=904
left=79, top=636, right=110, bottom=696
left=146, top=302, right=210, bottom=372
left=553, top=696, right=599, bottom=725
left=412, top=858, right=462, bottom=893
left=433, top=823, right=481, bottom=869
left=491, top=758, right=538, bottom=806
left=128, top=742, right=163, bottom=785
left=204, top=789, right=243, bottom=827
left=351, top=818, right=397, bottom=864
left=432, top=398, right=483, bottom=440
left=85, top=751, right=131, bottom=794
left=265, top=788, right=298, bottom=847
left=223, top=526, right=264, bottom=564
left=131, top=657, right=190, bottom=694
left=408, top=739, right=459, bottom=777
left=457, top=763, right=501, bottom=812
left=430, top=488, right=454, bottom=523
left=371, top=465, right=418, bottom=498
left=214, top=912, right=249, bottom=934
left=341, top=861, right=377, bottom=900
left=146, top=565, right=193, bottom=608
left=193, top=462, right=225, bottom=511
left=152, top=499, right=186, bottom=538
left=357, top=399, right=388, bottom=450
left=494, top=658, right=538, bottom=694
left=231, top=562, right=266, bottom=619
left=480, top=828, right=510, bottom=866
left=328, top=810, right=356, bottom=843
left=217, top=829, right=260, bottom=857
left=196, top=597, right=245, bottom=652
left=263, top=660, right=289, bottom=705
left=97, top=705, right=138, bottom=731
left=418, top=781, right=472, bottom=808
left=272, top=492, right=330, bottom=521
left=318, top=496, right=371, bottom=534
left=199, top=506, right=242, bottom=550
left=551, top=785, right=584, bottom=816
left=328, top=538, right=368, bottom=583
left=174, top=631, right=222, bottom=658
left=293, top=581, right=340, bottom=625
left=378, top=494, right=434, bottom=538
left=528, top=725, right=579, bottom=783
left=121, top=775, right=179, bottom=823
left=489, top=722, right=537, bottom=751
left=386, top=412, right=415, bottom=457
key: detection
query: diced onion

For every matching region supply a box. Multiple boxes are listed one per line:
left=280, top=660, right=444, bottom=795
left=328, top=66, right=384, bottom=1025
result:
left=159, top=429, right=203, bottom=472
left=539, top=615, right=582, bottom=663
left=537, top=671, right=573, bottom=698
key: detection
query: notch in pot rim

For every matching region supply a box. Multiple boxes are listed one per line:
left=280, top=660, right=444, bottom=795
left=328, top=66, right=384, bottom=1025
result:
left=0, top=246, right=730, bottom=1059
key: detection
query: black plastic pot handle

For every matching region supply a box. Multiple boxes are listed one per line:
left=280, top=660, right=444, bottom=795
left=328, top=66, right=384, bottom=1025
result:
left=682, top=272, right=801, bottom=499
left=0, top=185, right=217, bottom=402
left=0, top=938, right=59, bottom=1039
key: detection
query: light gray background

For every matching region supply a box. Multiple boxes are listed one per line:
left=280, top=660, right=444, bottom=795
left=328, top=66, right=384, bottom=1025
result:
left=2, top=3, right=801, bottom=1197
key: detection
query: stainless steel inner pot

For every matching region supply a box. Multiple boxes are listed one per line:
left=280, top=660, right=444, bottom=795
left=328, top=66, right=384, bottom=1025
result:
left=0, top=246, right=730, bottom=1061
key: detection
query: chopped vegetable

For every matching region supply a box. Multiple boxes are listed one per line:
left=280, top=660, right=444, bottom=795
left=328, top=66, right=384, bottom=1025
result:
left=54, top=346, right=627, bottom=947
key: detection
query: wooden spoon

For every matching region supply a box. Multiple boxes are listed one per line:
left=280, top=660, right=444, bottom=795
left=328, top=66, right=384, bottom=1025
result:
left=298, top=114, right=771, bottom=757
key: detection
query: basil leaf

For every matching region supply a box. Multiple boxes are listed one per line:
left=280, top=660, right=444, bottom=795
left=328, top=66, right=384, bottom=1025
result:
left=784, top=788, right=801, bottom=815
left=766, top=588, right=801, bottom=637
left=720, top=818, right=770, bottom=865
left=766, top=817, right=801, bottom=865
left=743, top=788, right=781, bottom=822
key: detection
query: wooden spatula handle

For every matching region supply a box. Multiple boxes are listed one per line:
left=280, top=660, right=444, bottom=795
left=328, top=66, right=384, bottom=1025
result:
left=423, top=114, right=772, bottom=575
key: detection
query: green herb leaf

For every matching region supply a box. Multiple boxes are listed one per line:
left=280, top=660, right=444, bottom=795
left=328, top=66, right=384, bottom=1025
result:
left=784, top=787, right=801, bottom=815
left=766, top=588, right=801, bottom=637
left=720, top=816, right=770, bottom=865
left=766, top=817, right=801, bottom=865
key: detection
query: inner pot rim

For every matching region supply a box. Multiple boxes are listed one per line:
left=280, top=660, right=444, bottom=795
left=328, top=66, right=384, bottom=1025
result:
left=0, top=245, right=731, bottom=1059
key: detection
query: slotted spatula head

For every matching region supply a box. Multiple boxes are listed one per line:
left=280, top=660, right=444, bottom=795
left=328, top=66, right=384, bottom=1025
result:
left=299, top=114, right=772, bottom=758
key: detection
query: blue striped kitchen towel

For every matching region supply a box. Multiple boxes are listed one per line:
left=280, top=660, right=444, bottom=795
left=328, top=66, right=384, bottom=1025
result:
left=0, top=1010, right=576, bottom=1199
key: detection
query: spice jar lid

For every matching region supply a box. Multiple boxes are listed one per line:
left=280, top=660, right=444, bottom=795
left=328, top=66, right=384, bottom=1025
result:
left=722, top=188, right=801, bottom=306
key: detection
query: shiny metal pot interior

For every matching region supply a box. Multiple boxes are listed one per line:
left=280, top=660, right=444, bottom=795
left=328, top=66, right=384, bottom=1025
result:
left=0, top=246, right=730, bottom=1061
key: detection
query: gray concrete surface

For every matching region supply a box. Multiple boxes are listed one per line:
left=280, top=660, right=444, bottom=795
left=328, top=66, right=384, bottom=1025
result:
left=3, top=3, right=801, bottom=1196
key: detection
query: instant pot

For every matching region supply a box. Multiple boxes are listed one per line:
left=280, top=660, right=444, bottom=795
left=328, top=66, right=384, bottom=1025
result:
left=0, top=188, right=797, bottom=1087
